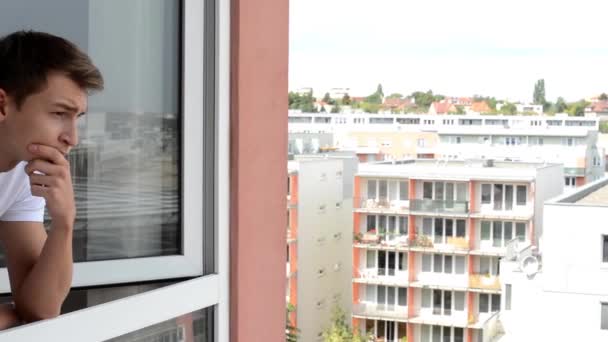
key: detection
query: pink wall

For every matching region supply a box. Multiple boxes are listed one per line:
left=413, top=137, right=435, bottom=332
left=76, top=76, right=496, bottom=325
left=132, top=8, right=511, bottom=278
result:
left=230, top=0, right=288, bottom=340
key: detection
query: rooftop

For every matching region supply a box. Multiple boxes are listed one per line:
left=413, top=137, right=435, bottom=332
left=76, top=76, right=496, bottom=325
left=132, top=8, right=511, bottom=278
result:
left=357, top=159, right=558, bottom=181
left=549, top=177, right=608, bottom=206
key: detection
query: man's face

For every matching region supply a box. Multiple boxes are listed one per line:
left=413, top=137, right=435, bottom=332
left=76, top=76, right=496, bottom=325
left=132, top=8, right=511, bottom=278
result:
left=0, top=72, right=87, bottom=162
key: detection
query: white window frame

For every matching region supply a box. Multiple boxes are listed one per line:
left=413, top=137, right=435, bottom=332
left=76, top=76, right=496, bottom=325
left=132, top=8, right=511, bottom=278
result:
left=1, top=1, right=231, bottom=340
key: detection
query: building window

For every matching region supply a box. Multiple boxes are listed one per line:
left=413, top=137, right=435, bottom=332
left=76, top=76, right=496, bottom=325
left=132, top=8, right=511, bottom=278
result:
left=602, top=303, right=608, bottom=330
left=506, top=284, right=512, bottom=310
left=565, top=176, right=576, bottom=187
left=516, top=185, right=527, bottom=205
left=399, top=180, right=409, bottom=200
left=603, top=235, right=608, bottom=263
left=417, top=138, right=425, bottom=147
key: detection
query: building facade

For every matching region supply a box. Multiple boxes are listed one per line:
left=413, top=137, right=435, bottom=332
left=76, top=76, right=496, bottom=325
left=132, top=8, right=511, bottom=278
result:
left=287, top=155, right=358, bottom=341
left=351, top=160, right=563, bottom=342
left=499, top=177, right=608, bottom=341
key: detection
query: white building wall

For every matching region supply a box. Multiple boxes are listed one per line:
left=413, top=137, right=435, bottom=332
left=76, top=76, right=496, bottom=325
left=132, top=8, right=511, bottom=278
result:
left=296, top=157, right=356, bottom=341
left=533, top=165, right=564, bottom=246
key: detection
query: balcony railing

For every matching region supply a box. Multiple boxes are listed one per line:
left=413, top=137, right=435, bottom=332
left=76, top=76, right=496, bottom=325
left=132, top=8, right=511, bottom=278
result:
left=469, top=273, right=501, bottom=291
left=356, top=197, right=408, bottom=211
left=352, top=303, right=408, bottom=320
left=410, top=199, right=469, bottom=214
left=355, top=231, right=409, bottom=247
left=446, top=236, right=470, bottom=250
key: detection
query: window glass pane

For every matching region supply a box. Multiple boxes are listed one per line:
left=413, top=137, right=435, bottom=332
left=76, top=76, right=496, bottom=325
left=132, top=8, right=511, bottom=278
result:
left=422, top=289, right=431, bottom=308
left=504, top=222, right=513, bottom=244
left=442, top=326, right=450, bottom=342
left=481, top=184, right=491, bottom=204
left=602, top=303, right=608, bottom=330
left=456, top=183, right=467, bottom=201
left=0, top=0, right=182, bottom=263
left=454, top=328, right=464, bottom=342
left=481, top=221, right=491, bottom=240
left=377, top=285, right=386, bottom=305
left=399, top=181, right=408, bottom=200
left=378, top=251, right=386, bottom=275
left=516, top=185, right=527, bottom=205
left=505, top=185, right=513, bottom=210
left=366, top=250, right=375, bottom=268
left=379, top=215, right=387, bottom=234
left=366, top=285, right=375, bottom=302
left=446, top=183, right=454, bottom=201
left=506, top=284, right=512, bottom=310
left=432, top=326, right=441, bottom=342
left=454, top=292, right=465, bottom=311
left=479, top=294, right=489, bottom=313
left=434, top=218, right=444, bottom=244
left=433, top=254, right=443, bottom=273
left=443, top=291, right=452, bottom=316
left=399, top=216, right=408, bottom=235
left=516, top=223, right=526, bottom=242
left=480, top=257, right=490, bottom=274
left=106, top=307, right=213, bottom=342
left=435, top=182, right=444, bottom=200
left=379, top=180, right=388, bottom=198
left=493, top=184, right=503, bottom=210
left=455, top=256, right=465, bottom=274
left=433, top=290, right=442, bottom=315
left=388, top=252, right=396, bottom=275
left=387, top=286, right=396, bottom=307
left=367, top=215, right=376, bottom=232
left=603, top=235, right=608, bottom=263
left=398, top=288, right=407, bottom=306
left=493, top=221, right=502, bottom=247
left=422, top=254, right=432, bottom=272
left=421, top=325, right=430, bottom=342
left=367, top=180, right=377, bottom=198
left=445, top=219, right=453, bottom=238
left=423, top=218, right=433, bottom=237
left=444, top=255, right=453, bottom=274
left=399, top=252, right=407, bottom=271
left=491, top=294, right=501, bottom=312
left=456, top=220, right=466, bottom=237
left=423, top=182, right=433, bottom=199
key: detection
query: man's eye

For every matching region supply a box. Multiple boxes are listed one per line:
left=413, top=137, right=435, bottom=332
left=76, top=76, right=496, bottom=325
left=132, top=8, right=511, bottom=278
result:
left=53, top=112, right=66, bottom=116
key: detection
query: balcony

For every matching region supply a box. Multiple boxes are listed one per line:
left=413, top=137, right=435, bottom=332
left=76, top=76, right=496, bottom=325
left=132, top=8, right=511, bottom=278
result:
left=446, top=236, right=470, bottom=250
left=469, top=273, right=501, bottom=291
left=352, top=303, right=408, bottom=321
left=410, top=199, right=469, bottom=215
left=356, top=197, right=409, bottom=213
left=355, top=268, right=408, bottom=285
left=354, top=231, right=409, bottom=249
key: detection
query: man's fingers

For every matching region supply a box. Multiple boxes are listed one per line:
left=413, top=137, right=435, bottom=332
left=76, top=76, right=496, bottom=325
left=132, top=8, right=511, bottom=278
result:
left=25, top=160, right=62, bottom=176
left=30, top=185, right=49, bottom=199
left=28, top=144, right=67, bottom=165
left=29, top=174, right=58, bottom=188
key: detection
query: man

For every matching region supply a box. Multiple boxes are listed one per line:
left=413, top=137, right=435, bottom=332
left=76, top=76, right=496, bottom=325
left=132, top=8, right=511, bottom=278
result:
left=0, top=30, right=103, bottom=329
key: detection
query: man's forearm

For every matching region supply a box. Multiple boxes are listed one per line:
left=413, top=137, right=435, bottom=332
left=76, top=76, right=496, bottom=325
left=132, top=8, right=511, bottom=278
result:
left=15, top=221, right=73, bottom=322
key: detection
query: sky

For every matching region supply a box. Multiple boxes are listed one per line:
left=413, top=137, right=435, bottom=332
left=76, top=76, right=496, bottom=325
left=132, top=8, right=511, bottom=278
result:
left=289, top=0, right=608, bottom=103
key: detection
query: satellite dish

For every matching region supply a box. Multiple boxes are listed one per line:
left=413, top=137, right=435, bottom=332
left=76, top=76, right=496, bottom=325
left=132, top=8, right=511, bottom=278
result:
left=520, top=255, right=540, bottom=276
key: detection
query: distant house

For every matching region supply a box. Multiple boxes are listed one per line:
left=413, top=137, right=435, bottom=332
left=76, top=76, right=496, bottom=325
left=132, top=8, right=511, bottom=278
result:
left=516, top=103, right=544, bottom=115
left=382, top=97, right=413, bottom=112
left=585, top=100, right=608, bottom=114
left=428, top=101, right=457, bottom=115
left=468, top=101, right=492, bottom=114
left=351, top=96, right=367, bottom=103
left=446, top=96, right=473, bottom=106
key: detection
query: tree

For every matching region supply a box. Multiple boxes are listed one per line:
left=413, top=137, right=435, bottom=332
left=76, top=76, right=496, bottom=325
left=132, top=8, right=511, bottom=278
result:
left=342, top=93, right=352, bottom=105
left=600, top=121, right=608, bottom=133
left=376, top=83, right=384, bottom=98
left=386, top=93, right=404, bottom=99
left=566, top=100, right=590, bottom=116
left=555, top=97, right=567, bottom=113
left=322, top=305, right=370, bottom=342
left=320, top=105, right=326, bottom=113
left=286, top=303, right=299, bottom=342
left=331, top=105, right=341, bottom=113
left=533, top=79, right=546, bottom=106
left=288, top=91, right=317, bottom=112
left=323, top=92, right=331, bottom=103
left=600, top=93, right=608, bottom=101
left=500, top=102, right=517, bottom=115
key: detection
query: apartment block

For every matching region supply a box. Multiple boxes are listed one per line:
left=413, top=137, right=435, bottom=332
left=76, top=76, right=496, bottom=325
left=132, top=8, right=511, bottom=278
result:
left=499, top=177, right=608, bottom=341
left=287, top=154, right=358, bottom=341
left=288, top=112, right=603, bottom=189
left=351, top=159, right=563, bottom=342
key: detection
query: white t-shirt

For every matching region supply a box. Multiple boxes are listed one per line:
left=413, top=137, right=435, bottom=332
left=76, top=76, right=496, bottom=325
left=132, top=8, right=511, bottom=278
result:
left=0, top=162, right=45, bottom=222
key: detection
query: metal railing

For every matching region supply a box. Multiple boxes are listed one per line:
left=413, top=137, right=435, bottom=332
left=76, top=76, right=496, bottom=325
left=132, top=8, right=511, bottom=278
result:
left=469, top=273, right=501, bottom=290
left=352, top=303, right=408, bottom=320
left=356, top=197, right=409, bottom=211
left=410, top=199, right=469, bottom=214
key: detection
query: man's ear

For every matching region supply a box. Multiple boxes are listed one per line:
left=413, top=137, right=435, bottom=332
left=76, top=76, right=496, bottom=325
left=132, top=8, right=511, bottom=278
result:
left=0, top=89, right=8, bottom=121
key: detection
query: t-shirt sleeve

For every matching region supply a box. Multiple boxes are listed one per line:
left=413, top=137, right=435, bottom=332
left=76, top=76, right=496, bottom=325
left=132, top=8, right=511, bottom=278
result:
left=0, top=180, right=46, bottom=222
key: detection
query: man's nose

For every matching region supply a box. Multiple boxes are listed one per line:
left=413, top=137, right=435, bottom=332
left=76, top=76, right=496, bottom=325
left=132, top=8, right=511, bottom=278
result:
left=60, top=122, right=79, bottom=148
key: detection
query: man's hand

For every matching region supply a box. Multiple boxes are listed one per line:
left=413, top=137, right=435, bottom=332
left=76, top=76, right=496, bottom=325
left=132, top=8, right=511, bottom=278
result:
left=24, top=144, right=75, bottom=227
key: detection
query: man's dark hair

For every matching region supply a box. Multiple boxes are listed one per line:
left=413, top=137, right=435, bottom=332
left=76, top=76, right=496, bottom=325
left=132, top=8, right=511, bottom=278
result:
left=0, top=30, right=104, bottom=109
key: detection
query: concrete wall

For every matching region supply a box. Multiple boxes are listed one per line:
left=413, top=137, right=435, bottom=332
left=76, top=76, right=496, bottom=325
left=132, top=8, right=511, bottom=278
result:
left=296, top=157, right=355, bottom=341
left=533, top=165, right=564, bottom=247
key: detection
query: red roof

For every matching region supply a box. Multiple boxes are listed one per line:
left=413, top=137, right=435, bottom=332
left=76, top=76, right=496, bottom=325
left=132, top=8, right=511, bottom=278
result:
left=470, top=101, right=491, bottom=113
left=590, top=100, right=608, bottom=112
left=430, top=101, right=454, bottom=114
left=383, top=97, right=412, bottom=108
